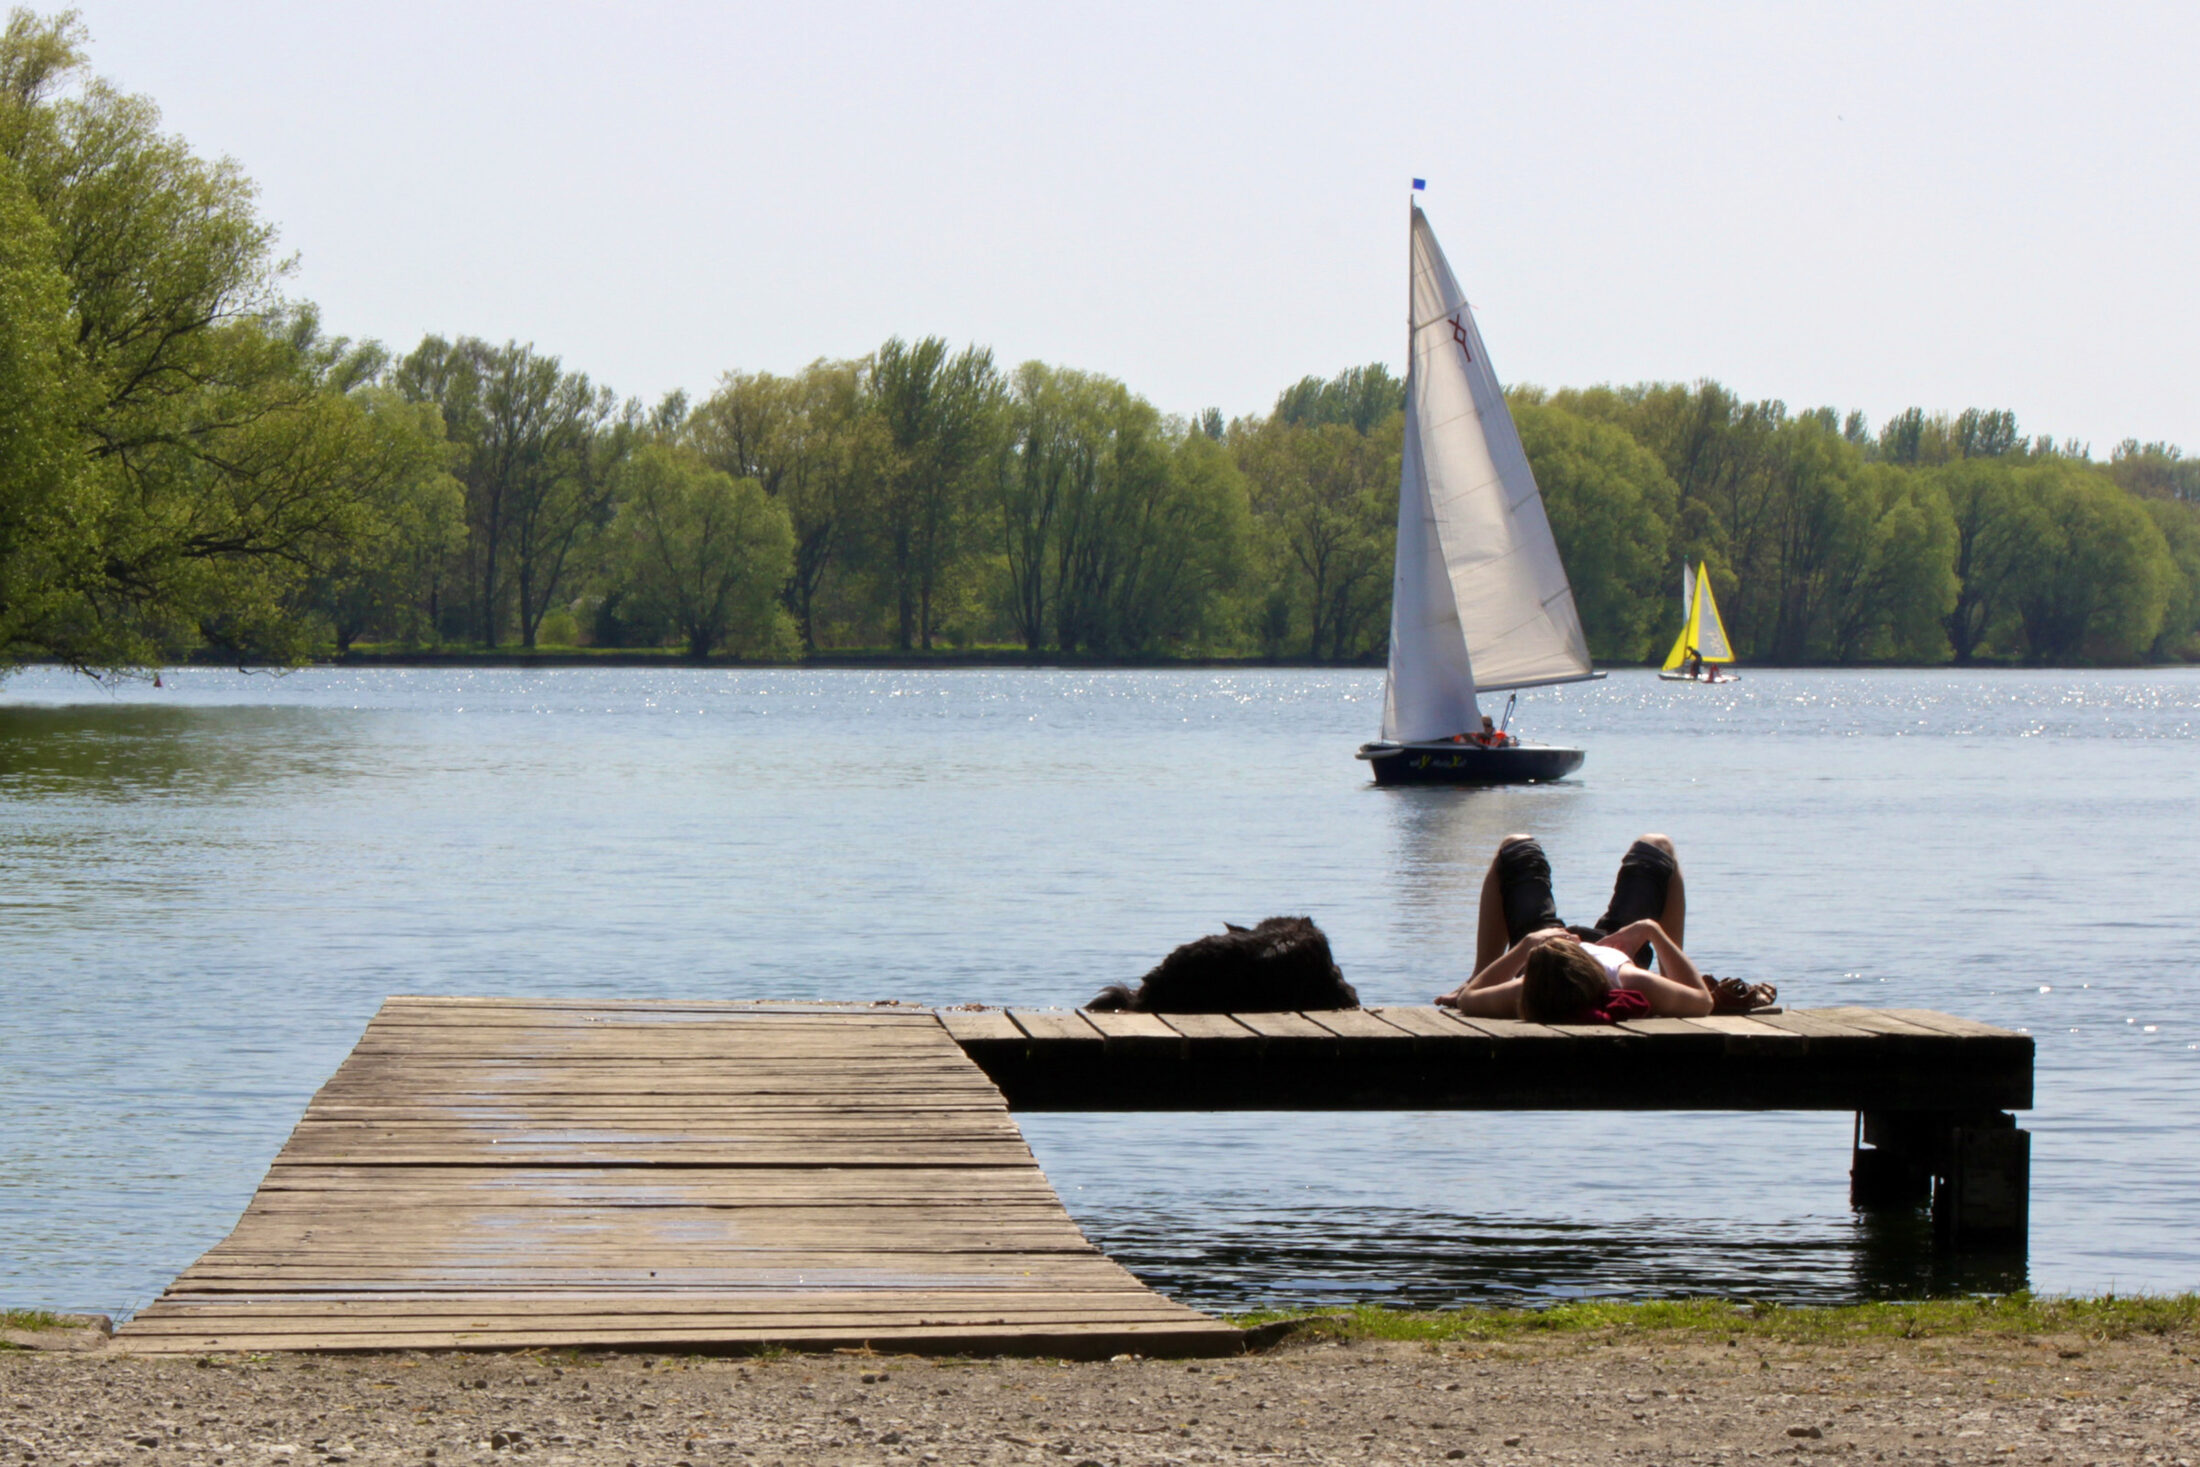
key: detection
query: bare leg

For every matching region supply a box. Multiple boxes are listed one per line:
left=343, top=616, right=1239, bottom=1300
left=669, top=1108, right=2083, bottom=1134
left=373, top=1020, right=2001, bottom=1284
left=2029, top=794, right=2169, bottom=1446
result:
left=1476, top=834, right=1535, bottom=973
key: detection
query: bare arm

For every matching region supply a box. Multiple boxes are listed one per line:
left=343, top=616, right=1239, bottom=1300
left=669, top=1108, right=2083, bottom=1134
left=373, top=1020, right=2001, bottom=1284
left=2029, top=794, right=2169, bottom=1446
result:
left=1598, top=919, right=1713, bottom=1017
left=1436, top=927, right=1566, bottom=1011
left=1446, top=976, right=1524, bottom=1018
left=1610, top=964, right=1713, bottom=1017
left=1599, top=919, right=1707, bottom=993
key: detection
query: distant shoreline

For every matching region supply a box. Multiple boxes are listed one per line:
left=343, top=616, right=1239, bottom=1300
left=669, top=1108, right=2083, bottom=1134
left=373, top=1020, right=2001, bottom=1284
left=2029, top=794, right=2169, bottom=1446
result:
left=314, top=650, right=2197, bottom=673
left=17, top=651, right=2198, bottom=674
left=322, top=648, right=1385, bottom=670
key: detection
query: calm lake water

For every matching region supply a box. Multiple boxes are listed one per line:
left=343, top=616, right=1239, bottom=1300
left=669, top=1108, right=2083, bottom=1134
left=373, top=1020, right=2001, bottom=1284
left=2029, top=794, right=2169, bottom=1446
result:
left=2, top=665, right=2195, bottom=1318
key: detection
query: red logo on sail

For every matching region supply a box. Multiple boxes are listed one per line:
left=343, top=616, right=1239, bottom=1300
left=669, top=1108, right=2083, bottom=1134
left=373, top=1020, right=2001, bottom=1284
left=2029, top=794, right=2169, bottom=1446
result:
left=1449, top=314, right=1471, bottom=361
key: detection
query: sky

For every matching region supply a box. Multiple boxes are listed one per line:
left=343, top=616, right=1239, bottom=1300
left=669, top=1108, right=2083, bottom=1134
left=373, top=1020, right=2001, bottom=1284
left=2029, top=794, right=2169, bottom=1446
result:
left=56, top=0, right=2200, bottom=453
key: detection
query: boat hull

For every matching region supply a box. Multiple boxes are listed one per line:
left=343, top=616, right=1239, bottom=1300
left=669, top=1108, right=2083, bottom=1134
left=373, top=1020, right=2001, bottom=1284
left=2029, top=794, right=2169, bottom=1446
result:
left=1657, top=669, right=1742, bottom=683
left=1357, top=741, right=1586, bottom=786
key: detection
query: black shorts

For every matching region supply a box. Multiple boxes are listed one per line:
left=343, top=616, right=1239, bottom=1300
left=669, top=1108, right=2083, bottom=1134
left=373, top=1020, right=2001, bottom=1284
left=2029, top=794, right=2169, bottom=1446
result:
left=1495, top=837, right=1676, bottom=964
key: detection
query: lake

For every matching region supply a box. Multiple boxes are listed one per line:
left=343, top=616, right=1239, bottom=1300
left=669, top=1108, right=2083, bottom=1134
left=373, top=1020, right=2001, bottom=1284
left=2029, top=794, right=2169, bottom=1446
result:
left=2, top=665, right=2195, bottom=1318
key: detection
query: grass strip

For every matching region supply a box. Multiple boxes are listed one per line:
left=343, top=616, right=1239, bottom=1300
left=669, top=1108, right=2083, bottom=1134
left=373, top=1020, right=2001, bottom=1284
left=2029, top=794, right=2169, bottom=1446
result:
left=1, top=1310, right=68, bottom=1331
left=1233, top=1294, right=2200, bottom=1346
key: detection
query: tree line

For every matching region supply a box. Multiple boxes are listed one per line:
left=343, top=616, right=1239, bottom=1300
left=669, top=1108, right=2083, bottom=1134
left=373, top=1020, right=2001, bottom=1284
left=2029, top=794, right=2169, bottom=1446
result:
left=4, top=8, right=2197, bottom=676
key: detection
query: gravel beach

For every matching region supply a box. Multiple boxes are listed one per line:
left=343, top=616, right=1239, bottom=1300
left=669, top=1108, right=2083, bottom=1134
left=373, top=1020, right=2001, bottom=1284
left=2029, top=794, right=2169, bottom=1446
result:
left=5, top=1323, right=2196, bottom=1465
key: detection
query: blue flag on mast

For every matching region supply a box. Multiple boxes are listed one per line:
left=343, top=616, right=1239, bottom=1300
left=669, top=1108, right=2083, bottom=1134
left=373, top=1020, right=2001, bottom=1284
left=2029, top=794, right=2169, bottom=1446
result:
left=1411, top=178, right=1426, bottom=190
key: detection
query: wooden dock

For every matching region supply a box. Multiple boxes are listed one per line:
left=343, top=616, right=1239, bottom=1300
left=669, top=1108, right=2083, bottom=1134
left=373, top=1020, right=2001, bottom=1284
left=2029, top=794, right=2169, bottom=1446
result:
left=946, top=1004, right=2033, bottom=1251
left=939, top=1004, right=2033, bottom=1113
left=120, top=999, right=2031, bottom=1356
left=117, top=999, right=1239, bottom=1357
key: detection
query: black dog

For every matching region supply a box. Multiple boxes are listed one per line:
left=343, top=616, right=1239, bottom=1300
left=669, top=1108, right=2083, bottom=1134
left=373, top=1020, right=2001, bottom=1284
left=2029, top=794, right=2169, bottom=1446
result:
left=1086, top=916, right=1357, bottom=1013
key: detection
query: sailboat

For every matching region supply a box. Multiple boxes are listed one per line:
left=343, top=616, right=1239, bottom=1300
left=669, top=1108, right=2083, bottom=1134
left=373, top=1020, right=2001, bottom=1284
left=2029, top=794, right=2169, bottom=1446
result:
left=1356, top=204, right=1600, bottom=786
left=1658, top=561, right=1740, bottom=682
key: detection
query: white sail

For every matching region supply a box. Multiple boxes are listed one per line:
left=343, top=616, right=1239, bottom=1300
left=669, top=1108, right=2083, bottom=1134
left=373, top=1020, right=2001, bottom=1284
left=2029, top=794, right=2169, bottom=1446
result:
left=1380, top=207, right=1594, bottom=743
left=1682, top=564, right=1695, bottom=624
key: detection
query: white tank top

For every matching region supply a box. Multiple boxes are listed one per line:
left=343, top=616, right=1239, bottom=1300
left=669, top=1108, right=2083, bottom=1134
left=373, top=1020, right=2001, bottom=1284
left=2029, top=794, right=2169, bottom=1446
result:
left=1581, top=942, right=1629, bottom=980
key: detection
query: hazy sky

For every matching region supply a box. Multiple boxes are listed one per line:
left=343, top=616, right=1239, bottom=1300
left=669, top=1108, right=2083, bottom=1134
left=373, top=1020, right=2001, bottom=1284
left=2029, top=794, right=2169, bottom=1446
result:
left=60, top=1, right=2200, bottom=451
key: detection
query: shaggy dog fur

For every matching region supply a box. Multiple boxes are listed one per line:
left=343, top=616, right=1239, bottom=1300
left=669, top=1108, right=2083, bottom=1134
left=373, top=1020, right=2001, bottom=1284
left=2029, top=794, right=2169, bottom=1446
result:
left=1085, top=916, right=1357, bottom=1013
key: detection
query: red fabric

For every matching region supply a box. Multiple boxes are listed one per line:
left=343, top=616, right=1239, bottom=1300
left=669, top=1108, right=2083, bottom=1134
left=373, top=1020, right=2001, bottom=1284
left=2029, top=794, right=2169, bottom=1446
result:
left=1582, top=988, right=1652, bottom=1024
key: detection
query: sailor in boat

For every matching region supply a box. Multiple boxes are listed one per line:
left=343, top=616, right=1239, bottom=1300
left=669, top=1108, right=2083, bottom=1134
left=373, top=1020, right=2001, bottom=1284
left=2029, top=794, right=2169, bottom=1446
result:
left=1435, top=835, right=1728, bottom=1022
left=1458, top=714, right=1512, bottom=748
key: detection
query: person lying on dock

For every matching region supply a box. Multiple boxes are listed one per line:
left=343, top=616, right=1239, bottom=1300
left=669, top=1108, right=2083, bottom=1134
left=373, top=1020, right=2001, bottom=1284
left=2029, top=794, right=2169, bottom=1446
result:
left=1434, top=833, right=1721, bottom=1023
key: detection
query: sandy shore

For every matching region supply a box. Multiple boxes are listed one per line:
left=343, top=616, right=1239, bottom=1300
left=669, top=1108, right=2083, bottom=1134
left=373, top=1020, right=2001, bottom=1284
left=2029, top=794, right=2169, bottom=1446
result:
left=4, top=1324, right=2195, bottom=1465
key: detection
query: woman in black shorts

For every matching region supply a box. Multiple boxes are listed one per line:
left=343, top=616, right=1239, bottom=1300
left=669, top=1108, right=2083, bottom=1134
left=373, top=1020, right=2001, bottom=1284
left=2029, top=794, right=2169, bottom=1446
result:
left=1434, top=834, right=1716, bottom=1022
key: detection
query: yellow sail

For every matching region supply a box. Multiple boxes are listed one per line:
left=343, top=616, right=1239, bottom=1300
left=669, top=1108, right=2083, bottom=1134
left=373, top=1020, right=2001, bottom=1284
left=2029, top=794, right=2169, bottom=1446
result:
left=1691, top=563, right=1735, bottom=663
left=1661, top=562, right=1733, bottom=671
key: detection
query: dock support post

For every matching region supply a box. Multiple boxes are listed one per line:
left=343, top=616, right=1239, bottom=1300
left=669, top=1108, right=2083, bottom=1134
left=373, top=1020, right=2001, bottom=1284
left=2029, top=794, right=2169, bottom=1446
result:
left=1852, top=1110, right=2028, bottom=1250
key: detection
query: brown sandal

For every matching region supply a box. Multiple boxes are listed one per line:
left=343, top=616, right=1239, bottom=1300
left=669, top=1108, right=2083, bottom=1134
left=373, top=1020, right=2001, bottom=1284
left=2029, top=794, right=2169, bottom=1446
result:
left=1709, top=977, right=1779, bottom=1014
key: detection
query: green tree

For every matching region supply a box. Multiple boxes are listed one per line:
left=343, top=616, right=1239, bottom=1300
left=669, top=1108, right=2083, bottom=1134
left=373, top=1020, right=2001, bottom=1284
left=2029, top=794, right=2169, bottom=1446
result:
left=686, top=360, right=886, bottom=652
left=1932, top=459, right=2031, bottom=663
left=1235, top=413, right=1397, bottom=660
left=1273, top=363, right=1404, bottom=435
left=608, top=444, right=794, bottom=659
left=993, top=361, right=1080, bottom=650
left=0, top=146, right=90, bottom=664
left=302, top=387, right=464, bottom=651
left=0, top=9, right=410, bottom=671
left=2006, top=461, right=2174, bottom=663
left=871, top=336, right=1001, bottom=649
left=992, top=364, right=1247, bottom=654
left=2108, top=439, right=2200, bottom=503
left=394, top=336, right=627, bottom=648
left=1879, top=406, right=2024, bottom=467
left=1817, top=466, right=1958, bottom=663
left=1510, top=399, right=1675, bottom=661
left=2142, top=498, right=2200, bottom=659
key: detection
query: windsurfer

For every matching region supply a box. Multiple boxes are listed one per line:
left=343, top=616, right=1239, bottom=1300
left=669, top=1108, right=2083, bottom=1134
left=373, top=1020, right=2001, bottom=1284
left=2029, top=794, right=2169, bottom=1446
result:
left=1434, top=834, right=1716, bottom=1022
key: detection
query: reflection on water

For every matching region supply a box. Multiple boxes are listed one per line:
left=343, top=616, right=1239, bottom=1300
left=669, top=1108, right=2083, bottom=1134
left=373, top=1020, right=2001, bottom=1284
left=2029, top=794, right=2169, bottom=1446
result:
left=1020, top=1107, right=2027, bottom=1313
left=2, top=666, right=2197, bottom=1316
left=1091, top=1207, right=2024, bottom=1310
left=0, top=704, right=363, bottom=802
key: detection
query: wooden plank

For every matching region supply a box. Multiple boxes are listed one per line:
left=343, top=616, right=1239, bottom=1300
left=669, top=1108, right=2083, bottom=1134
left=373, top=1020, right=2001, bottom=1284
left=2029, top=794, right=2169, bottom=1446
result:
left=1301, top=1009, right=1413, bottom=1042
left=1227, top=1011, right=1341, bottom=1043
left=374, top=999, right=942, bottom=1020
left=1366, top=1006, right=1474, bottom=1039
left=244, top=1166, right=1067, bottom=1197
left=1362, top=1006, right=1491, bottom=1059
left=134, top=1311, right=1206, bottom=1329
left=935, top=1008, right=1024, bottom=1045
left=115, top=1319, right=1241, bottom=1357
left=1612, top=1016, right=1718, bottom=1038
left=1676, top=1014, right=1809, bottom=1056
left=1810, top=1006, right=1957, bottom=1038
left=1435, top=1011, right=1574, bottom=1042
left=1733, top=1009, right=1879, bottom=1041
left=133, top=1287, right=1177, bottom=1313
left=1881, top=1008, right=2026, bottom=1039
left=126, top=1312, right=1222, bottom=1341
left=1153, top=1012, right=1257, bottom=1044
left=1079, top=1010, right=1186, bottom=1059
left=171, top=1255, right=1135, bottom=1278
left=1006, top=1009, right=1104, bottom=1045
